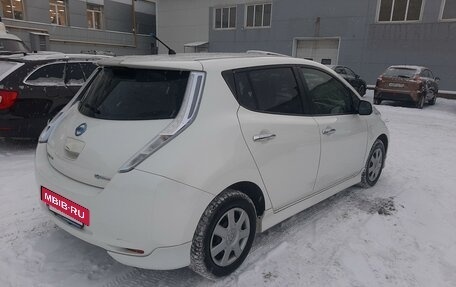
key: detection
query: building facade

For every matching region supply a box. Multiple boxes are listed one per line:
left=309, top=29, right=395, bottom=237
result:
left=157, top=0, right=456, bottom=90
left=1, top=0, right=157, bottom=55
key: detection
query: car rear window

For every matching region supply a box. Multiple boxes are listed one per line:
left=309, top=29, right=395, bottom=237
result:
left=383, top=68, right=418, bottom=78
left=0, top=61, right=21, bottom=80
left=26, top=63, right=65, bottom=85
left=79, top=67, right=190, bottom=120
left=0, top=39, right=29, bottom=53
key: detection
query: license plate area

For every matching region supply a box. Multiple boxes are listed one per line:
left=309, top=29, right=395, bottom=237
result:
left=41, top=186, right=90, bottom=226
left=49, top=206, right=84, bottom=229
left=389, top=83, right=404, bottom=88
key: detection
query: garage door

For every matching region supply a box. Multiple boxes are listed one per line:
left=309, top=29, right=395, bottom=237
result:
left=295, top=38, right=340, bottom=65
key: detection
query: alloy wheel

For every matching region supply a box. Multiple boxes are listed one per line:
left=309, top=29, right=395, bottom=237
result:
left=210, top=207, right=250, bottom=267
left=368, top=148, right=383, bottom=182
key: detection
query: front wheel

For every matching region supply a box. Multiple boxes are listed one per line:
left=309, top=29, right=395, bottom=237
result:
left=190, top=190, right=257, bottom=279
left=416, top=95, right=425, bottom=109
left=360, top=139, right=386, bottom=188
left=428, top=92, right=437, bottom=105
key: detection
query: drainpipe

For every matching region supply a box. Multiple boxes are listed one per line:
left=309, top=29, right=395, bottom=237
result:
left=132, top=0, right=137, bottom=47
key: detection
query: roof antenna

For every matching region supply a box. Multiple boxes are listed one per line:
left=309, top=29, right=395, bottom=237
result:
left=151, top=33, right=176, bottom=55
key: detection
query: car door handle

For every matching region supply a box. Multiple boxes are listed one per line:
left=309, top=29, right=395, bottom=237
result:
left=322, top=128, right=336, bottom=135
left=253, top=133, right=276, bottom=142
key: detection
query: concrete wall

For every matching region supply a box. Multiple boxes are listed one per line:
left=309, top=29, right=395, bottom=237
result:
left=204, top=0, right=456, bottom=90
left=364, top=0, right=456, bottom=91
left=2, top=0, right=157, bottom=55
left=156, top=0, right=210, bottom=53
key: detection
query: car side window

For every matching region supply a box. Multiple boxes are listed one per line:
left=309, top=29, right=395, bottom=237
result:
left=424, top=70, right=433, bottom=79
left=335, top=67, right=346, bottom=74
left=344, top=68, right=356, bottom=77
left=80, top=62, right=97, bottom=79
left=25, top=63, right=65, bottom=86
left=234, top=67, right=305, bottom=115
left=300, top=67, right=356, bottom=115
left=65, top=63, right=85, bottom=86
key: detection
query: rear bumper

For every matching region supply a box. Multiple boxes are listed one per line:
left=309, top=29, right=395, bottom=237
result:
left=374, top=88, right=422, bottom=103
left=35, top=143, right=214, bottom=270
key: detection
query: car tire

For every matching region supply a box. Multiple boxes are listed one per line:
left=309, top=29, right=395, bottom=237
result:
left=190, top=189, right=256, bottom=279
left=358, top=85, right=366, bottom=97
left=359, top=139, right=385, bottom=188
left=428, top=93, right=437, bottom=105
left=374, top=99, right=382, bottom=105
left=416, top=95, right=425, bottom=109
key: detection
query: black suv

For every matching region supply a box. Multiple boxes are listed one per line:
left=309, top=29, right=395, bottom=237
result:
left=0, top=53, right=108, bottom=139
left=329, top=65, right=367, bottom=96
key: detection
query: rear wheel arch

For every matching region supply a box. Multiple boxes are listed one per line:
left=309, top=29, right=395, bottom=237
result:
left=377, top=134, right=388, bottom=154
left=227, top=181, right=266, bottom=217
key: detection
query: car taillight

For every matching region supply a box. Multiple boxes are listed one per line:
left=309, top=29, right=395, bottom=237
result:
left=0, top=90, right=18, bottom=110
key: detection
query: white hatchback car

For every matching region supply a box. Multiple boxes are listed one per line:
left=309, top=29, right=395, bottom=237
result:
left=35, top=53, right=389, bottom=278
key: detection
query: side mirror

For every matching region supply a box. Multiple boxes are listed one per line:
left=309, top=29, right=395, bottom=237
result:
left=358, top=100, right=372, bottom=116
left=435, top=77, right=440, bottom=83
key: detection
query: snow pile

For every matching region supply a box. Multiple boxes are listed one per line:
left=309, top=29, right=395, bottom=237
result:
left=1, top=92, right=456, bottom=286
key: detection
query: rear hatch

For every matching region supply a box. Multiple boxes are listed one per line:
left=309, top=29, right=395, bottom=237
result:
left=378, top=67, right=420, bottom=92
left=46, top=66, right=191, bottom=188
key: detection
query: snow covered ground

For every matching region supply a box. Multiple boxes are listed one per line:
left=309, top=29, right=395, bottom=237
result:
left=1, top=92, right=456, bottom=287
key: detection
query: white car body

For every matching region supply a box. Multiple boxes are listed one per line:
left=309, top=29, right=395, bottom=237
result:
left=35, top=53, right=389, bottom=273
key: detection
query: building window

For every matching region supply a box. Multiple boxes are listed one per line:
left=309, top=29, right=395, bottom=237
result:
left=87, top=4, right=103, bottom=29
left=1, top=0, right=24, bottom=20
left=441, top=0, right=456, bottom=20
left=214, top=6, right=236, bottom=29
left=246, top=3, right=272, bottom=28
left=50, top=0, right=67, bottom=26
left=378, top=0, right=423, bottom=22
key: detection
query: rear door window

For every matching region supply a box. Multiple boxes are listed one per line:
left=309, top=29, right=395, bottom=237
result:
left=25, top=63, right=65, bottom=86
left=421, top=70, right=433, bottom=79
left=65, top=63, right=85, bottom=86
left=233, top=67, right=306, bottom=115
left=79, top=67, right=190, bottom=120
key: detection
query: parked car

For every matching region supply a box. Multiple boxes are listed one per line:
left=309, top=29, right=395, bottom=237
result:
left=329, top=65, right=367, bottom=96
left=0, top=53, right=109, bottom=139
left=374, top=65, right=439, bottom=109
left=35, top=53, right=389, bottom=279
left=0, top=20, right=30, bottom=54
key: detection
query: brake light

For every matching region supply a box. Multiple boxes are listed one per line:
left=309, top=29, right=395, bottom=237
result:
left=0, top=90, right=18, bottom=110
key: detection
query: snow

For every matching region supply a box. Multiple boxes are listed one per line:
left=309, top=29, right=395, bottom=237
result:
left=1, top=91, right=456, bottom=287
